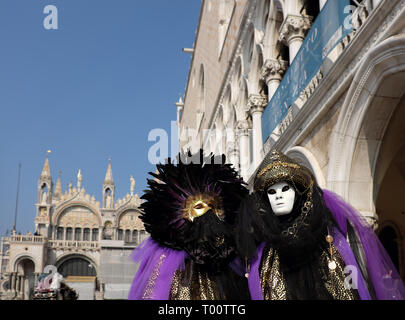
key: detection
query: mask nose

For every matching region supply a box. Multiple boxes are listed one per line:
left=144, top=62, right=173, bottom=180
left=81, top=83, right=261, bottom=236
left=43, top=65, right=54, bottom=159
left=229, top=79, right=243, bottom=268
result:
left=275, top=189, right=283, bottom=200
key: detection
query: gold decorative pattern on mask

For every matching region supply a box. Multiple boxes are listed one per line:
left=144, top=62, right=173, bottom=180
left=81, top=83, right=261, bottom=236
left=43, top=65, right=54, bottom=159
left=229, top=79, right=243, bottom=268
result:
left=142, top=253, right=166, bottom=300
left=182, top=193, right=224, bottom=222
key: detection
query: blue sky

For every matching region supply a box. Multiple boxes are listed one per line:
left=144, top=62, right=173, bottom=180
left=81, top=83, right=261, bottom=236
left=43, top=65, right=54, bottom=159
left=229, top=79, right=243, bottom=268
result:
left=0, top=0, right=201, bottom=236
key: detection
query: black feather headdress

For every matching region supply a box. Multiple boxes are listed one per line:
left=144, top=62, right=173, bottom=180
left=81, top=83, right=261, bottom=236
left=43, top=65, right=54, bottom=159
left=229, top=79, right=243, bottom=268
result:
left=140, top=149, right=248, bottom=269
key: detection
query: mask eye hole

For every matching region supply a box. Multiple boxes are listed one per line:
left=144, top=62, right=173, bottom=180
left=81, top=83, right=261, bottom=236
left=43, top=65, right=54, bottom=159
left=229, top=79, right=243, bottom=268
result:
left=267, top=189, right=276, bottom=195
left=282, top=185, right=290, bottom=192
left=193, top=203, right=204, bottom=209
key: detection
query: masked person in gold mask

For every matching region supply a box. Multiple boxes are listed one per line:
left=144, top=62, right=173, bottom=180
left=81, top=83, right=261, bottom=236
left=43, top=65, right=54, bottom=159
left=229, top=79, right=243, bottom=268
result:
left=236, top=150, right=404, bottom=300
left=128, top=149, right=250, bottom=300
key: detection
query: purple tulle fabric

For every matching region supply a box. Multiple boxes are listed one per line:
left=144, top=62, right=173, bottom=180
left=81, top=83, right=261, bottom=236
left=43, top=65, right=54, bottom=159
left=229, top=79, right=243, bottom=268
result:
left=331, top=227, right=371, bottom=300
left=323, top=189, right=405, bottom=300
left=248, top=189, right=405, bottom=300
left=248, top=242, right=265, bottom=300
left=128, top=237, right=187, bottom=300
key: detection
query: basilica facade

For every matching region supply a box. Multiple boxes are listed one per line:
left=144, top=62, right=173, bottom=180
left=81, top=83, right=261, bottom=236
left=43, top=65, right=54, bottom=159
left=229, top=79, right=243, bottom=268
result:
left=0, top=154, right=147, bottom=300
left=178, top=0, right=405, bottom=281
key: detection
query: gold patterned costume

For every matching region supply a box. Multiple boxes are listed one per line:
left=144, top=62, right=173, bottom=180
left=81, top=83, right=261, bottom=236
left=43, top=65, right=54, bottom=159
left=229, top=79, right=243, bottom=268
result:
left=259, top=245, right=359, bottom=300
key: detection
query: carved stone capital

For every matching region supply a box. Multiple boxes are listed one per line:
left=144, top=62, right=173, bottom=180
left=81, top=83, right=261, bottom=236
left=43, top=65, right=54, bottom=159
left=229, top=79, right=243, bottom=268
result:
left=260, top=59, right=289, bottom=83
left=248, top=94, right=267, bottom=115
left=279, top=14, right=312, bottom=44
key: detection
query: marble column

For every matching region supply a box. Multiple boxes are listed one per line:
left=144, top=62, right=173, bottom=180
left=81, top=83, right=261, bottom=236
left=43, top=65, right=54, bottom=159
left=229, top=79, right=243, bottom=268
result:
left=237, top=120, right=250, bottom=181
left=16, top=275, right=21, bottom=296
left=10, top=273, right=16, bottom=292
left=8, top=273, right=13, bottom=292
left=261, top=59, right=289, bottom=101
left=34, top=272, right=39, bottom=288
left=23, top=277, right=28, bottom=300
left=279, top=14, right=312, bottom=63
left=248, top=94, right=268, bottom=167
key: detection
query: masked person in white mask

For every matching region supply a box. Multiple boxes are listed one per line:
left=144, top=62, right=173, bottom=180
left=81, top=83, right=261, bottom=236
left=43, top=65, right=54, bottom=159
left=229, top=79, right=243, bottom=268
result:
left=236, top=150, right=405, bottom=300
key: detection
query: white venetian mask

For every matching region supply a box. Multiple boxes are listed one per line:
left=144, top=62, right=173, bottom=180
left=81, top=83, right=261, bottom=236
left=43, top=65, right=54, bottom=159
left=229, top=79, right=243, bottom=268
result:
left=267, top=181, right=296, bottom=216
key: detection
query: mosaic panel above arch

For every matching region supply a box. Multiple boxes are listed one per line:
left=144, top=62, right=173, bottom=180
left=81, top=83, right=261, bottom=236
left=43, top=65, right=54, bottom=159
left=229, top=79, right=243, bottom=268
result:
left=57, top=205, right=100, bottom=228
left=118, top=210, right=144, bottom=230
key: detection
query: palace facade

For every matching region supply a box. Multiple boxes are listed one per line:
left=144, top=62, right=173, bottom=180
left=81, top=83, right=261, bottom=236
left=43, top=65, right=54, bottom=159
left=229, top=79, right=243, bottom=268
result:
left=178, top=0, right=405, bottom=280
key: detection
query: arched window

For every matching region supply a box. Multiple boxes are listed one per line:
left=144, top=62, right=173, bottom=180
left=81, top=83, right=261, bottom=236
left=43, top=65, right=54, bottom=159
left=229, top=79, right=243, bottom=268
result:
left=56, top=227, right=64, bottom=240
left=302, top=0, right=320, bottom=20
left=74, top=228, right=82, bottom=241
left=132, top=230, right=139, bottom=244
left=104, top=188, right=112, bottom=208
left=40, top=183, right=49, bottom=205
left=117, top=229, right=123, bottom=241
left=275, top=6, right=289, bottom=63
left=124, top=230, right=131, bottom=243
left=262, top=0, right=271, bottom=32
left=65, top=227, right=73, bottom=241
left=92, top=228, right=99, bottom=241
left=83, top=228, right=90, bottom=241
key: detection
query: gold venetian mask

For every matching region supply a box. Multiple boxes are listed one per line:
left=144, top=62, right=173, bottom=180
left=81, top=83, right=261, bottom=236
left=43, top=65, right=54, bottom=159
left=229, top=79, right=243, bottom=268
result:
left=182, top=193, right=223, bottom=222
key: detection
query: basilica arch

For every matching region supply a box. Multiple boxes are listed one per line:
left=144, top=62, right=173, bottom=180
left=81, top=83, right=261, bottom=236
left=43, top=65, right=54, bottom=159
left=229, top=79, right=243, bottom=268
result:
left=327, top=34, right=405, bottom=225
left=374, top=106, right=405, bottom=280
left=13, top=255, right=37, bottom=274
left=12, top=255, right=36, bottom=300
left=56, top=253, right=98, bottom=277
